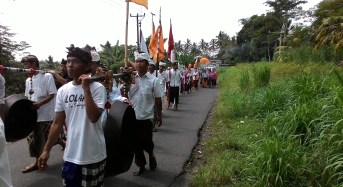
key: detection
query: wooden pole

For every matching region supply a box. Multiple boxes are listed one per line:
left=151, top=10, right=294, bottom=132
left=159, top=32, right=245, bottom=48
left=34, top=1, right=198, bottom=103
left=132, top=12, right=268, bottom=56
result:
left=124, top=1, right=130, bottom=67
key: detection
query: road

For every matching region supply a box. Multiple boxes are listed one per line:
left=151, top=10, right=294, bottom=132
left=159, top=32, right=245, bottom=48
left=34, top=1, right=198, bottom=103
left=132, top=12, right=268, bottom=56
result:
left=7, top=87, right=218, bottom=187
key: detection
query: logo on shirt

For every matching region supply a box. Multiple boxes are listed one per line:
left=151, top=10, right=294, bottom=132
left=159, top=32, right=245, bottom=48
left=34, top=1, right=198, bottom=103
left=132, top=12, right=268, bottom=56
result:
left=64, top=94, right=85, bottom=109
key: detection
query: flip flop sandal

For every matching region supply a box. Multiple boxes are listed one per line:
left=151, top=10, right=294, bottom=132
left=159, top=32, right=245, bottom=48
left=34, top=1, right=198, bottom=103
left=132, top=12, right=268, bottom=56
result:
left=22, top=163, right=39, bottom=173
left=133, top=167, right=145, bottom=176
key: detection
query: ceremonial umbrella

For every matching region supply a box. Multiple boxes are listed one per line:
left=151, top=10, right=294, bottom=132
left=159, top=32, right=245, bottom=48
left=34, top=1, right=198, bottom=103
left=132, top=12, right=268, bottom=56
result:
left=200, top=57, right=210, bottom=64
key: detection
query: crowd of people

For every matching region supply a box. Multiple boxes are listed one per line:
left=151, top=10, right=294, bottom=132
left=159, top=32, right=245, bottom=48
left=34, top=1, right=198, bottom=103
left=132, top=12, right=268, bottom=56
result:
left=0, top=45, right=218, bottom=187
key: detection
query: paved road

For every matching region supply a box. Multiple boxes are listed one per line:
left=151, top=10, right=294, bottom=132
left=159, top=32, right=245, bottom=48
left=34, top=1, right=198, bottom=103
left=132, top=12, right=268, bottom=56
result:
left=8, top=87, right=217, bottom=187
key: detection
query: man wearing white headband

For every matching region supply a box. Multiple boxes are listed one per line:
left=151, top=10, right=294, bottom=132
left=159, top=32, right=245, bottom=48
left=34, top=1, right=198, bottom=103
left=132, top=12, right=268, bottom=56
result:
left=129, top=53, right=163, bottom=175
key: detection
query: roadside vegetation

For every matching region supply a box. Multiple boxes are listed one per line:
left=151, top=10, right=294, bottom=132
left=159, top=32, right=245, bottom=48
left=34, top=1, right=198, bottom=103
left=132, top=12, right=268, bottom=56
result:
left=191, top=59, right=343, bottom=186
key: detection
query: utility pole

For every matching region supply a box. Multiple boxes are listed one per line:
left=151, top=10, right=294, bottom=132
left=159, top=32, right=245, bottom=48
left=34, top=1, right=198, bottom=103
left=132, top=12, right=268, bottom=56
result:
left=130, top=13, right=145, bottom=52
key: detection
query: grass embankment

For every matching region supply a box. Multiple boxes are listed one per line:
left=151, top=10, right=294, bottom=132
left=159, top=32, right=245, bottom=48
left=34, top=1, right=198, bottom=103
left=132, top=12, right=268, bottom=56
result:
left=191, top=62, right=343, bottom=187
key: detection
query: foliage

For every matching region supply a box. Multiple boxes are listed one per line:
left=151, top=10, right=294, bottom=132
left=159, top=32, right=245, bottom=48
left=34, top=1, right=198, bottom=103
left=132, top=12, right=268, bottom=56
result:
left=252, top=64, right=271, bottom=88
left=313, top=0, right=343, bottom=54
left=192, top=62, right=343, bottom=186
left=0, top=25, right=30, bottom=64
left=99, top=40, right=137, bottom=73
left=275, top=44, right=343, bottom=63
left=239, top=69, right=250, bottom=91
left=0, top=25, right=31, bottom=95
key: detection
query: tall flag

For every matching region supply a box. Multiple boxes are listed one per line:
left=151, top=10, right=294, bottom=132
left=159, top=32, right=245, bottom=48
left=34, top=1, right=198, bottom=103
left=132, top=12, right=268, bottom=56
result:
left=152, top=21, right=155, bottom=36
left=127, top=0, right=148, bottom=9
left=149, top=8, right=164, bottom=63
left=140, top=29, right=149, bottom=54
left=168, top=19, right=175, bottom=62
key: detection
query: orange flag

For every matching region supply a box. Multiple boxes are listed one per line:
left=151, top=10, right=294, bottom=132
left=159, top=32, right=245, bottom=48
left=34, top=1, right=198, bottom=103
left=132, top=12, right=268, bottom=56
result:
left=127, top=0, right=148, bottom=9
left=149, top=25, right=165, bottom=63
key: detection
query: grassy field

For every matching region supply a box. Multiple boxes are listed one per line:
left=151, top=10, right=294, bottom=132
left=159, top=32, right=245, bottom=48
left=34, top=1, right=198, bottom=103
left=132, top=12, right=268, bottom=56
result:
left=191, top=62, right=343, bottom=187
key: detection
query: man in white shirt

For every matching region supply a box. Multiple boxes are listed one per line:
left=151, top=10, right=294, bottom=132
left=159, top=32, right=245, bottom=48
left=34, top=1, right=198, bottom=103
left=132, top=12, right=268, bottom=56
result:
left=129, top=53, right=163, bottom=176
left=157, top=62, right=168, bottom=109
left=167, top=62, right=182, bottom=111
left=21, top=55, right=57, bottom=173
left=0, top=74, right=13, bottom=187
left=38, top=46, right=107, bottom=186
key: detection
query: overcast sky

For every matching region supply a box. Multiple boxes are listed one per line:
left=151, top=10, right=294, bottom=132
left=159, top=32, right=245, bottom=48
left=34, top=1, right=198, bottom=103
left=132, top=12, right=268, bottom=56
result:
left=0, top=0, right=322, bottom=61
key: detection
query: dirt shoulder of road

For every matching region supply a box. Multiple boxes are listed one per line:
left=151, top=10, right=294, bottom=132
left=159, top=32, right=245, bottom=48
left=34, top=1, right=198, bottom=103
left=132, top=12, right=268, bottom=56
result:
left=183, top=102, right=215, bottom=183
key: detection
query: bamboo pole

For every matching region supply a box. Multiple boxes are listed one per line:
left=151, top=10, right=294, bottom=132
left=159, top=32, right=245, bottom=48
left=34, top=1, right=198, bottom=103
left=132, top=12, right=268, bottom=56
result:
left=124, top=1, right=130, bottom=67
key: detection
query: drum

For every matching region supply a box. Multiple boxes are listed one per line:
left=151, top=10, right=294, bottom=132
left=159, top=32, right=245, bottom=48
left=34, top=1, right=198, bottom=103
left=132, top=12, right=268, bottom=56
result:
left=104, top=100, right=137, bottom=177
left=4, top=94, right=37, bottom=142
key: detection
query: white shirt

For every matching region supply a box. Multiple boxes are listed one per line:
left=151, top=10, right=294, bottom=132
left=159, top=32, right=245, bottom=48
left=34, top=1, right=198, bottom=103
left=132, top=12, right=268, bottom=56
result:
left=193, top=69, right=200, bottom=80
left=169, top=68, right=182, bottom=87
left=25, top=73, right=57, bottom=122
left=0, top=118, right=12, bottom=187
left=108, top=80, right=126, bottom=103
left=0, top=75, right=5, bottom=104
left=55, top=82, right=107, bottom=165
left=158, top=70, right=168, bottom=92
left=129, top=73, right=163, bottom=120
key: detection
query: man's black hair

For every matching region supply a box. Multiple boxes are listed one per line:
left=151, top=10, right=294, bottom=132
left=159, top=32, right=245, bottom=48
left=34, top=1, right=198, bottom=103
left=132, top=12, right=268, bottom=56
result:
left=66, top=45, right=92, bottom=64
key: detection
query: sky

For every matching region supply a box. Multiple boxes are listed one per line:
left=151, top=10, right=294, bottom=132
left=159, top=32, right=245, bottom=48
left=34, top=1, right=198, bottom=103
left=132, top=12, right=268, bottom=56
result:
left=0, top=0, right=322, bottom=61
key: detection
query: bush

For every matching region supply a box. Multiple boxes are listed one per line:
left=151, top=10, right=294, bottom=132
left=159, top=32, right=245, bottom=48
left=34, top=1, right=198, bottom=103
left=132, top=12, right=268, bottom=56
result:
left=252, top=65, right=271, bottom=88
left=239, top=69, right=250, bottom=91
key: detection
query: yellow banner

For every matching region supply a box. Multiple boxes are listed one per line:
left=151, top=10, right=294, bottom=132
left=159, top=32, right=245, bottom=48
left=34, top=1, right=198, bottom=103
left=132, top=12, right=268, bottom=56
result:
left=127, top=0, right=148, bottom=9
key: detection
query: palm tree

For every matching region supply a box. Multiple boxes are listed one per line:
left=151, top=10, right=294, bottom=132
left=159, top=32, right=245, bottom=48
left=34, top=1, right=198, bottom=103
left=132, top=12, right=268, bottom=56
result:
left=183, top=39, right=192, bottom=55
left=199, top=39, right=209, bottom=55
left=99, top=40, right=137, bottom=73
left=190, top=42, right=201, bottom=56
left=314, top=0, right=343, bottom=54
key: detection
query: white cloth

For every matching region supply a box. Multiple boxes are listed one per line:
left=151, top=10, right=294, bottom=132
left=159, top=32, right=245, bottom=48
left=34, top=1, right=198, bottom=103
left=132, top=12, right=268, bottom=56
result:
left=108, top=80, right=126, bottom=103
left=55, top=82, right=107, bottom=165
left=25, top=73, right=57, bottom=122
left=0, top=118, right=13, bottom=187
left=193, top=69, right=200, bottom=80
left=158, top=70, right=168, bottom=93
left=0, top=75, right=5, bottom=104
left=129, top=73, right=163, bottom=120
left=169, top=68, right=182, bottom=87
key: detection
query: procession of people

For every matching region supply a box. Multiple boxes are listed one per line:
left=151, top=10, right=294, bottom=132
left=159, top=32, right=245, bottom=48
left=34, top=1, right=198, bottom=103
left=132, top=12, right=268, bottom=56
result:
left=0, top=44, right=218, bottom=186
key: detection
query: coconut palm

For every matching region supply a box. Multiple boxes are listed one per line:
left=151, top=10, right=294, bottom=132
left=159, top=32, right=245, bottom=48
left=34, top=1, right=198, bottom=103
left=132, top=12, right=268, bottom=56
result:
left=314, top=0, right=343, bottom=54
left=199, top=39, right=209, bottom=55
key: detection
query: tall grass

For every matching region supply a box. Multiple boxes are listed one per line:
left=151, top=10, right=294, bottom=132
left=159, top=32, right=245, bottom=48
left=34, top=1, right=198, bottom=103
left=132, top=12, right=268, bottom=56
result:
left=191, top=62, right=343, bottom=186
left=252, top=64, right=271, bottom=88
left=275, top=44, right=342, bottom=64
left=239, top=69, right=250, bottom=91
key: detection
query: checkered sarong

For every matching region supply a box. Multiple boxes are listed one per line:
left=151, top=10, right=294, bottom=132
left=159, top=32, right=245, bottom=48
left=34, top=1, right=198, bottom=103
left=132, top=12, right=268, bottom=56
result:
left=62, top=159, right=106, bottom=187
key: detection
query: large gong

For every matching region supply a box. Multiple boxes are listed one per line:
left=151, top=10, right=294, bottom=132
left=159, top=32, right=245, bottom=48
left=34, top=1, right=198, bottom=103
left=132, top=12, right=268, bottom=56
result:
left=4, top=94, right=37, bottom=142
left=104, top=100, right=137, bottom=177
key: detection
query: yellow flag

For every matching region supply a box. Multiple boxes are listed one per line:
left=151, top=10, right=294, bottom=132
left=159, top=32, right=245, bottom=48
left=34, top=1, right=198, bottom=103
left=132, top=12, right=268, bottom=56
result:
left=127, top=0, right=148, bottom=9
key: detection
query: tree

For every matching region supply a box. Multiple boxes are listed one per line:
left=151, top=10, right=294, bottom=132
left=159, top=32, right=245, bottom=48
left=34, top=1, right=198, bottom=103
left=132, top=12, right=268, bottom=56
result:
left=313, top=0, right=343, bottom=54
left=99, top=40, right=137, bottom=73
left=199, top=39, right=209, bottom=55
left=0, top=25, right=31, bottom=95
left=236, top=14, right=280, bottom=61
left=265, top=0, right=308, bottom=47
left=190, top=42, right=201, bottom=56
left=0, top=25, right=30, bottom=64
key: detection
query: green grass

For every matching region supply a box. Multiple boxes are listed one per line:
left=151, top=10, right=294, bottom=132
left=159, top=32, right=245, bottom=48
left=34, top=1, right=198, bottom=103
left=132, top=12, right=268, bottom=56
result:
left=191, top=62, right=343, bottom=186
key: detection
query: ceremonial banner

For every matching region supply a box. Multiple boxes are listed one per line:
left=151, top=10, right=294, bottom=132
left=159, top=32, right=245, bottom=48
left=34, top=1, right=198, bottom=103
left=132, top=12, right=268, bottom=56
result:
left=167, top=19, right=175, bottom=62
left=149, top=25, right=165, bottom=62
left=140, top=29, right=149, bottom=54
left=127, top=0, right=148, bottom=9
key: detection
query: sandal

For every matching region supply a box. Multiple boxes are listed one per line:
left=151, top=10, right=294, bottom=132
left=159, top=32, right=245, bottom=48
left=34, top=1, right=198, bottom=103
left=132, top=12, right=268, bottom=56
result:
left=133, top=167, right=145, bottom=176
left=149, top=155, right=157, bottom=170
left=22, top=163, right=39, bottom=173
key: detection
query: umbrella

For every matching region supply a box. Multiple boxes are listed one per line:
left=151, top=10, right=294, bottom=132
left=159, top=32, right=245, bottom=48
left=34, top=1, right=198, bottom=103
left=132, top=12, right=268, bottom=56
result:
left=200, top=57, right=210, bottom=64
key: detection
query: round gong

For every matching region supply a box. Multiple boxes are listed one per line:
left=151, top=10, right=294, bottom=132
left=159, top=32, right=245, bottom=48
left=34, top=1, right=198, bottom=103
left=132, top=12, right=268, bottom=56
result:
left=104, top=100, right=136, bottom=177
left=4, top=94, right=37, bottom=142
